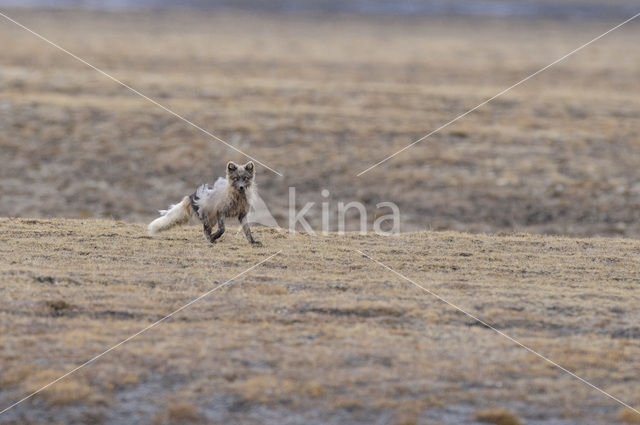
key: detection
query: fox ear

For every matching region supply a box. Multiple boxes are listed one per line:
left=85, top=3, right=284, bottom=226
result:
left=227, top=162, right=238, bottom=172
left=244, top=161, right=254, bottom=173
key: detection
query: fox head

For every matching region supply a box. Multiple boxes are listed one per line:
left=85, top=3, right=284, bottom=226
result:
left=226, top=161, right=255, bottom=192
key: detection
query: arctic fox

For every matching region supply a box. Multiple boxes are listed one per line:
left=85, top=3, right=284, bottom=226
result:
left=148, top=161, right=260, bottom=245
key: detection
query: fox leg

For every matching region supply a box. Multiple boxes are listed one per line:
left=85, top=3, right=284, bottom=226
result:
left=202, top=221, right=214, bottom=241
left=207, top=214, right=225, bottom=243
left=239, top=214, right=260, bottom=245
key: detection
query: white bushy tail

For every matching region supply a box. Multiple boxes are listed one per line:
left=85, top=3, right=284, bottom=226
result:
left=147, top=196, right=192, bottom=235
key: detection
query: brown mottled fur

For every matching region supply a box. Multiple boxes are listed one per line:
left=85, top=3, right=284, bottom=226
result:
left=148, top=161, right=260, bottom=245
left=198, top=161, right=259, bottom=245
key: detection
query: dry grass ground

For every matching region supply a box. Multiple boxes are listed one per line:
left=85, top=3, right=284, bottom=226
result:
left=1, top=7, right=640, bottom=425
left=1, top=217, right=639, bottom=424
left=1, top=9, right=640, bottom=236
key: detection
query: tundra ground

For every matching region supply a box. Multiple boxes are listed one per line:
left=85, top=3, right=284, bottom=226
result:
left=0, top=218, right=639, bottom=424
left=1, top=9, right=640, bottom=235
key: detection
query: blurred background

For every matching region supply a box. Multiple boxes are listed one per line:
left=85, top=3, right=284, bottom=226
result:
left=1, top=0, right=639, bottom=235
left=0, top=1, right=638, bottom=18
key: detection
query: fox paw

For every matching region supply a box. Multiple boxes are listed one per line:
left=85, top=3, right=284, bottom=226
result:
left=250, top=240, right=263, bottom=247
